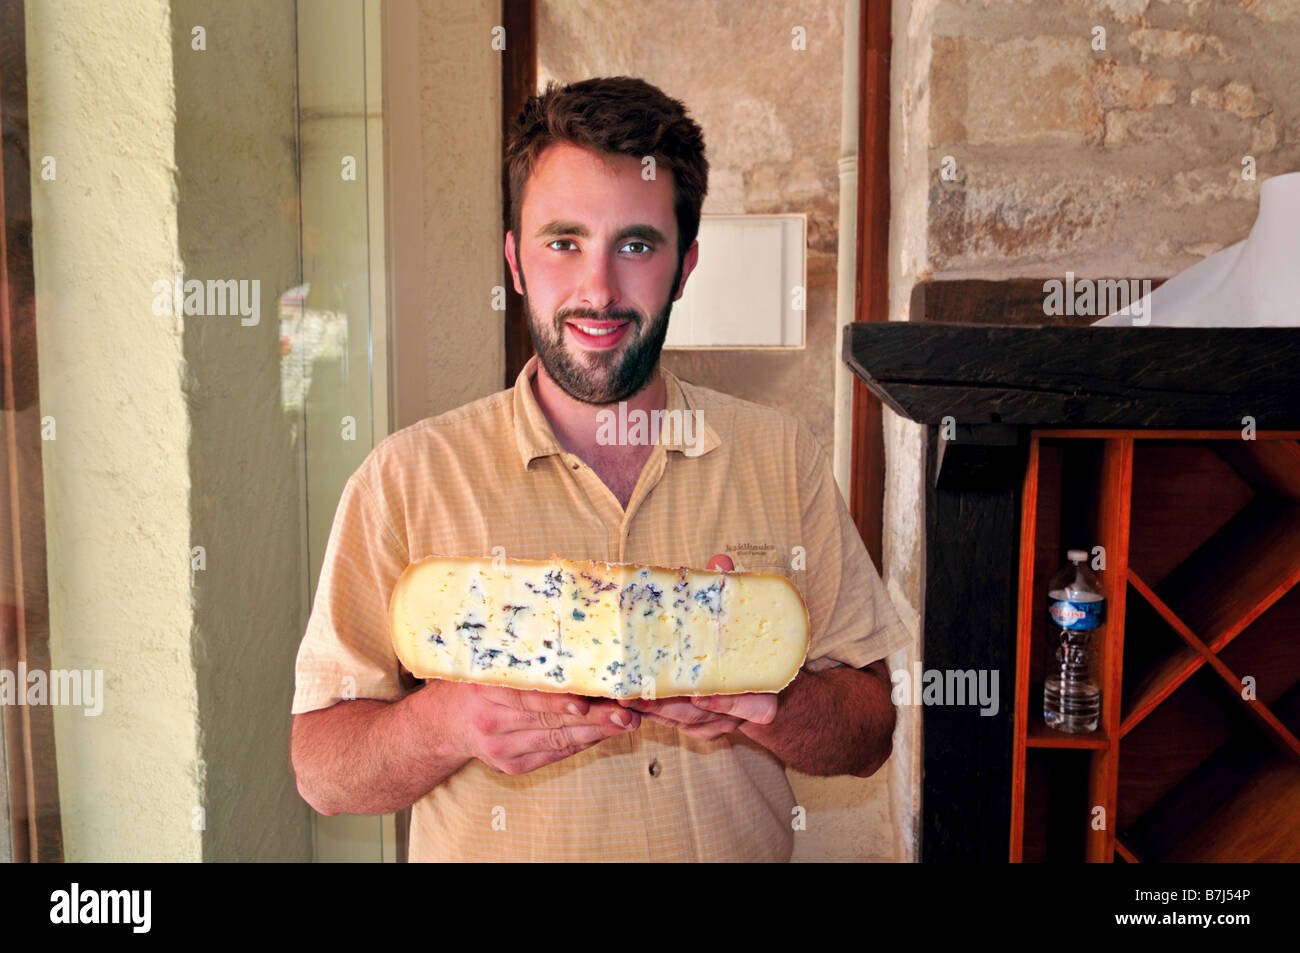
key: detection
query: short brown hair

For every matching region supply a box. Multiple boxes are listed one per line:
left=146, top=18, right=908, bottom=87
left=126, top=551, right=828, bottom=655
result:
left=505, top=76, right=709, bottom=265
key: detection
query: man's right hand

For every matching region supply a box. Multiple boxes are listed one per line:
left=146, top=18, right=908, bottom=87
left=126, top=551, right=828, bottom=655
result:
left=293, top=680, right=640, bottom=816
left=436, top=681, right=639, bottom=776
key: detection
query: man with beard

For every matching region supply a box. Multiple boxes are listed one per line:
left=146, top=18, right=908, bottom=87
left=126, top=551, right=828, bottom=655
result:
left=290, top=77, right=908, bottom=861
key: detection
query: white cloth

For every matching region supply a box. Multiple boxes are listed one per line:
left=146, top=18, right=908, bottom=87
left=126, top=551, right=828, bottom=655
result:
left=1093, top=170, right=1300, bottom=327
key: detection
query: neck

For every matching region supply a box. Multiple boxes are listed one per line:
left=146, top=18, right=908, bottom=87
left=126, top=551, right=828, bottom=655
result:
left=531, top=360, right=667, bottom=458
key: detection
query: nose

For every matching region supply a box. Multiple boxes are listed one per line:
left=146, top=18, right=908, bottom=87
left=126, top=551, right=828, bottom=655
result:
left=575, top=247, right=619, bottom=314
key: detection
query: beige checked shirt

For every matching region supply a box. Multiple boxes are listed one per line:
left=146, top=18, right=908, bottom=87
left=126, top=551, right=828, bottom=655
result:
left=292, top=354, right=909, bottom=861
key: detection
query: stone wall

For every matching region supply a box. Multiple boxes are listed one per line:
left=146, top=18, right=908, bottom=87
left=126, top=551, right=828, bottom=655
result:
left=924, top=0, right=1300, bottom=279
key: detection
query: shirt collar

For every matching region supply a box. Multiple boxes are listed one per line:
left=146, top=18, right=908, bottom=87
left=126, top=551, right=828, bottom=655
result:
left=513, top=353, right=720, bottom=468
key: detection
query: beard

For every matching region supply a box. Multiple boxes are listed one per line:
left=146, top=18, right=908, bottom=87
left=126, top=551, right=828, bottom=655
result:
left=521, top=256, right=683, bottom=406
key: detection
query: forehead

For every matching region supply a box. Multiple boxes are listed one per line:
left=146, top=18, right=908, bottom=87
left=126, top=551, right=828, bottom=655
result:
left=522, top=141, right=676, bottom=228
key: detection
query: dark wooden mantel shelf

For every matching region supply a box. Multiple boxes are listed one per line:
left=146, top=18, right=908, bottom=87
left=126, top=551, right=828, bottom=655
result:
left=844, top=322, right=1300, bottom=430
left=845, top=322, right=1300, bottom=492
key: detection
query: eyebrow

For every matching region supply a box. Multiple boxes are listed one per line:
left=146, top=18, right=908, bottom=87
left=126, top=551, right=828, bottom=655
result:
left=534, top=219, right=668, bottom=246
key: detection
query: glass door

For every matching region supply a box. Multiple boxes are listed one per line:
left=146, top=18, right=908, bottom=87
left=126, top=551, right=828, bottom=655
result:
left=289, top=0, right=393, bottom=861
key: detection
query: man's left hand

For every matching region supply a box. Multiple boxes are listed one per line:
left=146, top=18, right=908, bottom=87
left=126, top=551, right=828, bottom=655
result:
left=617, top=691, right=778, bottom=740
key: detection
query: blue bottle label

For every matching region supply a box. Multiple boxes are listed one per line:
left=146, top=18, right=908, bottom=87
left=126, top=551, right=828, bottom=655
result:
left=1048, top=598, right=1103, bottom=630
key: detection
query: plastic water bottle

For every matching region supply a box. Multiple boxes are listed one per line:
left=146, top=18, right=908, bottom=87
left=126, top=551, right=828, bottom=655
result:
left=1043, top=549, right=1103, bottom=733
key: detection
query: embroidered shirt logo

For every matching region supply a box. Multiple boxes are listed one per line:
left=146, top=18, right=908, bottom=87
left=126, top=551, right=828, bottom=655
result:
left=725, top=541, right=777, bottom=562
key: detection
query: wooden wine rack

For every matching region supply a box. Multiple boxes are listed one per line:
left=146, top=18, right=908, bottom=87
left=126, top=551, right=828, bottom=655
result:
left=1010, top=430, right=1300, bottom=862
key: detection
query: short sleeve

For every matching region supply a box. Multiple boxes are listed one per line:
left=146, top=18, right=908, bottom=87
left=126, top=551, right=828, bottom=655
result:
left=291, top=466, right=413, bottom=714
left=795, top=422, right=910, bottom=673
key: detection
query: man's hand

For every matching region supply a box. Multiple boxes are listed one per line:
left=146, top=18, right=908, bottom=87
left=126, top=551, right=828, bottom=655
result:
left=616, top=691, right=778, bottom=740
left=292, top=680, right=640, bottom=816
left=445, top=681, right=639, bottom=775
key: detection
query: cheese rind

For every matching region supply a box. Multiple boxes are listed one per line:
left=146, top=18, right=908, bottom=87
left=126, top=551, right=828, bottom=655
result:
left=388, top=553, right=810, bottom=698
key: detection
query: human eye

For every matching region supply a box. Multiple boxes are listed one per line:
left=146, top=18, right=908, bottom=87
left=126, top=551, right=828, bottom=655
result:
left=547, top=238, right=577, bottom=252
left=620, top=240, right=651, bottom=255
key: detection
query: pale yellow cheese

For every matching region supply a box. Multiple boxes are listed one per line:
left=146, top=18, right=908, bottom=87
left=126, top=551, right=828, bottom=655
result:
left=388, top=553, right=810, bottom=698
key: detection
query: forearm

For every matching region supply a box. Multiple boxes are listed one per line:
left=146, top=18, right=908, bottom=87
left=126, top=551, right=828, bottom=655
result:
left=739, top=665, right=896, bottom=777
left=291, top=682, right=466, bottom=816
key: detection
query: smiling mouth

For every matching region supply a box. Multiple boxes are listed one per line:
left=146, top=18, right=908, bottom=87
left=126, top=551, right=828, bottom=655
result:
left=566, top=320, right=633, bottom=348
left=568, top=320, right=629, bottom=335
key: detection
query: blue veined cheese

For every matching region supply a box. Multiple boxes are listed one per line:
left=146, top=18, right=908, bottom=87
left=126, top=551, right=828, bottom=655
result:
left=388, top=553, right=810, bottom=698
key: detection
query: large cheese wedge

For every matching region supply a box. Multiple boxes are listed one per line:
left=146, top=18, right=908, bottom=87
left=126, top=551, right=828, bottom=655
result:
left=388, top=553, right=809, bottom=698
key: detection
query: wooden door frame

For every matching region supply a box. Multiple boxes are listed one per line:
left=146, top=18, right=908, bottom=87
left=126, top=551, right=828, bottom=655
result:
left=850, top=0, right=891, bottom=572
left=1, top=0, right=64, bottom=863
left=502, top=0, right=536, bottom=387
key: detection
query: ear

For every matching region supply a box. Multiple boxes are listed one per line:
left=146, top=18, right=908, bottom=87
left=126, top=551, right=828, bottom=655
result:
left=672, top=239, right=700, bottom=302
left=505, top=230, right=525, bottom=295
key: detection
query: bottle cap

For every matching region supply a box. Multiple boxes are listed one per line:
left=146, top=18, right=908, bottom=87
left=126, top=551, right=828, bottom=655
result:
left=1067, top=549, right=1088, bottom=562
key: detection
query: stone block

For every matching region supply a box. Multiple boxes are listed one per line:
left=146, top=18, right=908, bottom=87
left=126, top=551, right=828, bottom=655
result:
left=930, top=35, right=1101, bottom=146
left=1239, top=0, right=1300, bottom=24
left=1090, top=60, right=1177, bottom=110
left=927, top=167, right=1125, bottom=267
left=1128, top=27, right=1229, bottom=62
left=1190, top=81, right=1271, bottom=119
left=1103, top=107, right=1202, bottom=147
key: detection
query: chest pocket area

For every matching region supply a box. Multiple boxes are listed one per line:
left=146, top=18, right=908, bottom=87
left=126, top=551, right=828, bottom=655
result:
left=723, top=541, right=808, bottom=601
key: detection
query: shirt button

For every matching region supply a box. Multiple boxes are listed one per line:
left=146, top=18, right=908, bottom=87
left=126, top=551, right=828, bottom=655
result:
left=648, top=759, right=661, bottom=778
